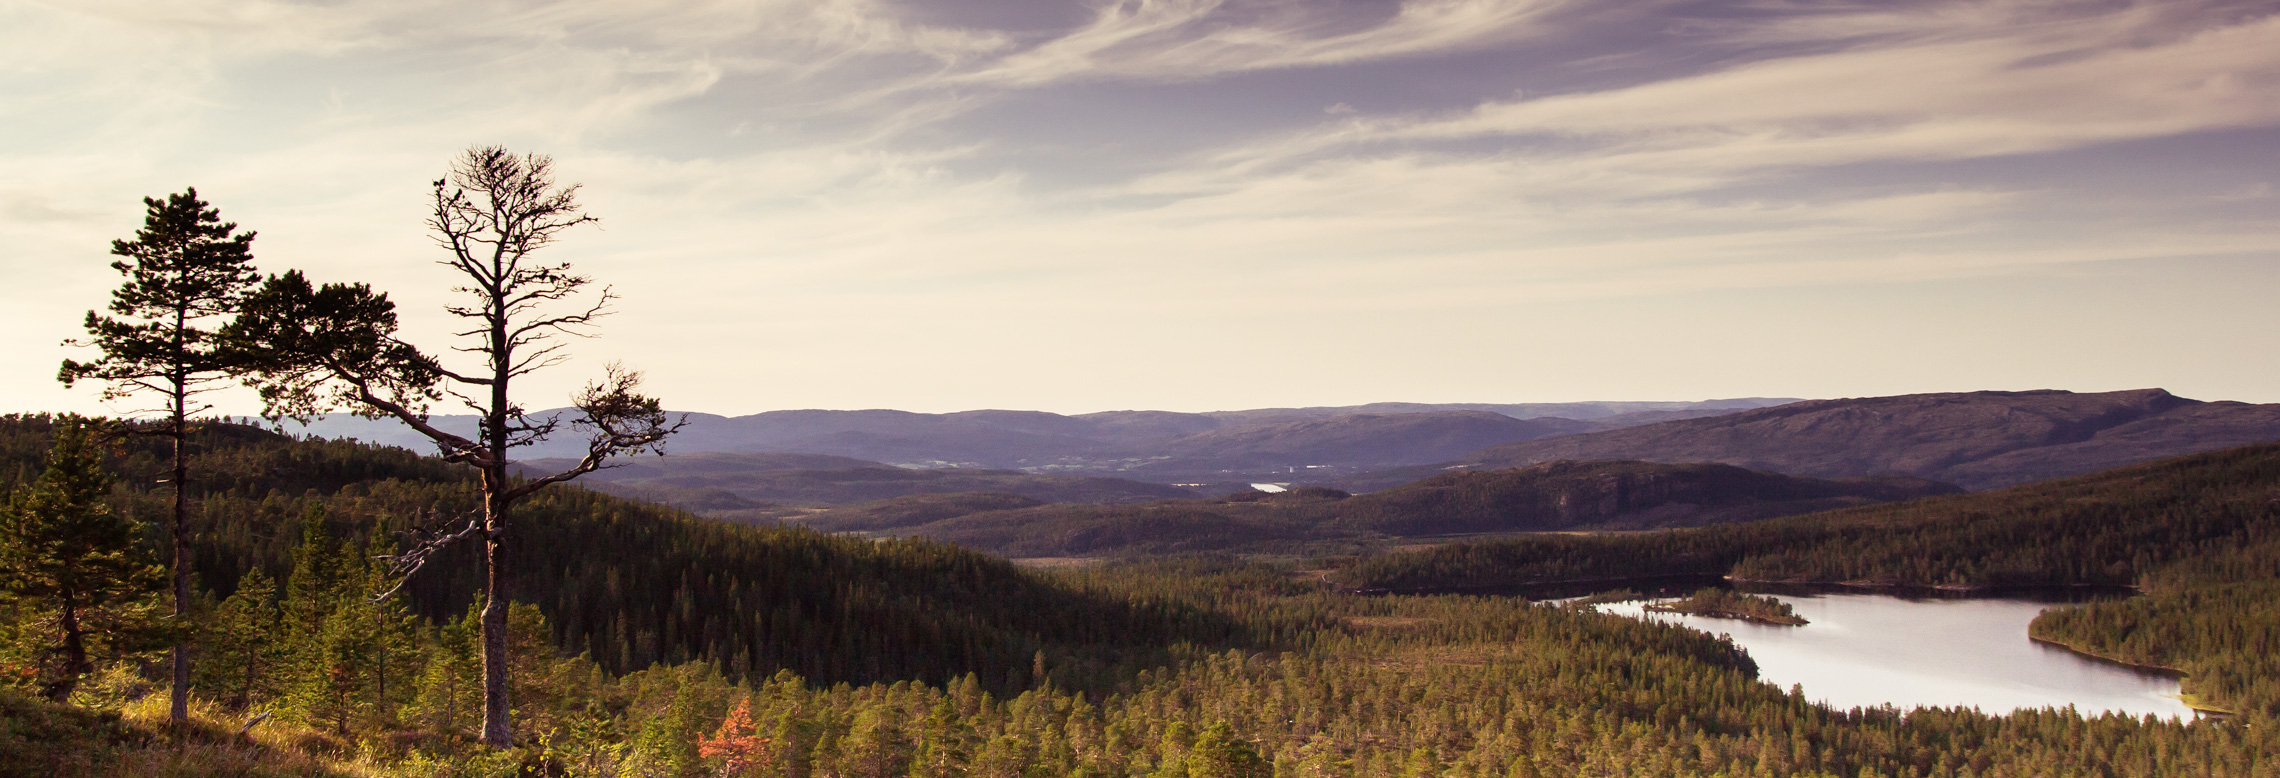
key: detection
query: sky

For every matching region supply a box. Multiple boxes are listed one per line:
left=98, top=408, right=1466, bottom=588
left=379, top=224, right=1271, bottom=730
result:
left=4, top=0, right=2277, bottom=417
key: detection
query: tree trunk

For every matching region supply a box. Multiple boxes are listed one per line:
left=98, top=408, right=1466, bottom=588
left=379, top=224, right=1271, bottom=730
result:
left=376, top=637, right=388, bottom=726
left=478, top=354, right=514, bottom=747
left=48, top=597, right=88, bottom=703
left=479, top=503, right=511, bottom=746
left=478, top=279, right=516, bottom=748
left=170, top=386, right=191, bottom=723
left=238, top=642, right=255, bottom=710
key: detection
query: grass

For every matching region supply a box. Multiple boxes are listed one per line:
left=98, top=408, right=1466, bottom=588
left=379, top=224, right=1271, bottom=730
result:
left=0, top=690, right=385, bottom=778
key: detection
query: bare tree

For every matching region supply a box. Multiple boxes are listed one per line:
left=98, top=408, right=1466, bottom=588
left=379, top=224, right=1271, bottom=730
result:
left=59, top=188, right=261, bottom=722
left=230, top=146, right=680, bottom=747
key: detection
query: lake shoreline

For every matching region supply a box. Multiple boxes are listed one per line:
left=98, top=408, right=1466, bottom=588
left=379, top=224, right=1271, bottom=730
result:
left=2022, top=636, right=2233, bottom=717
left=1347, top=573, right=2138, bottom=602
left=1598, top=592, right=2200, bottom=719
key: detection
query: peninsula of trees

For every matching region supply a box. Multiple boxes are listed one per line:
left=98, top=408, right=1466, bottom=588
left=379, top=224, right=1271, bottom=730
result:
left=1646, top=589, right=1809, bottom=626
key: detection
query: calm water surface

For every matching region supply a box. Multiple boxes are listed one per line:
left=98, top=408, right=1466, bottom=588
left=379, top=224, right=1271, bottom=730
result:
left=1597, top=593, right=2193, bottom=718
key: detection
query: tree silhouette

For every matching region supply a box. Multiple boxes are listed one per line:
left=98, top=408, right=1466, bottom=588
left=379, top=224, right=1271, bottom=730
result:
left=229, top=146, right=679, bottom=747
left=58, top=187, right=260, bottom=721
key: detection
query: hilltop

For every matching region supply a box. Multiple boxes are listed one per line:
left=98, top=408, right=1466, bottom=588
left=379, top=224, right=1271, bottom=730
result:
left=285, top=398, right=1792, bottom=478
left=1367, top=389, right=2280, bottom=491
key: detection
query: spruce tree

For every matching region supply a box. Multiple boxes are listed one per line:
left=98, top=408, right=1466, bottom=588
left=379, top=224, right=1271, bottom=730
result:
left=416, top=604, right=483, bottom=735
left=0, top=418, right=166, bottom=702
left=362, top=529, right=423, bottom=728
left=283, top=505, right=339, bottom=648
left=1188, top=722, right=1272, bottom=778
left=201, top=565, right=283, bottom=710
left=291, top=591, right=378, bottom=734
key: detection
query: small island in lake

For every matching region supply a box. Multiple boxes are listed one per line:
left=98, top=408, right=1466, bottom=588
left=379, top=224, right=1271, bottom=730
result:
left=1645, top=588, right=1808, bottom=626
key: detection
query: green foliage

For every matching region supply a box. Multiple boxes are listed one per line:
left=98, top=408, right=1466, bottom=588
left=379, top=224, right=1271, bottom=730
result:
left=1185, top=721, right=1270, bottom=778
left=200, top=565, right=284, bottom=708
left=0, top=419, right=166, bottom=701
left=225, top=270, right=444, bottom=422
left=57, top=188, right=261, bottom=400
left=1647, top=589, right=1808, bottom=626
left=316, top=578, right=2260, bottom=778
left=2031, top=576, right=2280, bottom=716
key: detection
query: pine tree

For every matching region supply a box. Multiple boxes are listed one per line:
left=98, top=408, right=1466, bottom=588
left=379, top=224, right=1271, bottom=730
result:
left=907, top=699, right=974, bottom=778
left=839, top=702, right=912, bottom=778
left=201, top=565, right=284, bottom=710
left=415, top=604, right=483, bottom=736
left=281, top=504, right=352, bottom=652
left=1188, top=722, right=1272, bottom=778
left=290, top=592, right=379, bottom=734
left=59, top=189, right=261, bottom=721
left=0, top=418, right=167, bottom=702
left=278, top=504, right=366, bottom=732
left=229, top=146, right=678, bottom=748
left=361, top=529, right=423, bottom=728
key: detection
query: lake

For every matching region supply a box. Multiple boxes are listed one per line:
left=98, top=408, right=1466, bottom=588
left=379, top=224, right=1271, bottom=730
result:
left=1593, top=592, right=2196, bottom=718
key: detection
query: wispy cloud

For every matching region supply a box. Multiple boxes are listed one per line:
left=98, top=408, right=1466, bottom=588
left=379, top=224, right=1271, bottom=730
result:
left=1213, top=1, right=2280, bottom=180
left=4, top=0, right=2279, bottom=414
left=947, top=0, right=1567, bottom=87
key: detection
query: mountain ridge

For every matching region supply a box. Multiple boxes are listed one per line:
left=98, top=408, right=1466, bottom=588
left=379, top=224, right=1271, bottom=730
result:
left=285, top=398, right=1796, bottom=477
left=1357, top=388, right=2280, bottom=491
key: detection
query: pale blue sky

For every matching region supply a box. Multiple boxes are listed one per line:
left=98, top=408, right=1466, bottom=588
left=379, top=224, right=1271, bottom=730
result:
left=5, top=0, right=2277, bottom=416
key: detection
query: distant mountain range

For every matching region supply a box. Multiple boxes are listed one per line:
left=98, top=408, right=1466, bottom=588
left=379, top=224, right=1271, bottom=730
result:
left=298, top=388, right=2280, bottom=559
left=514, top=451, right=1197, bottom=521
left=286, top=397, right=1797, bottom=476
left=1377, top=388, right=2280, bottom=491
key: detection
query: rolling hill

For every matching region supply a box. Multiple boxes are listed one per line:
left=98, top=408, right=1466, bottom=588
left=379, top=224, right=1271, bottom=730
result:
left=1389, top=389, right=2280, bottom=491
left=0, top=415, right=1238, bottom=693
left=515, top=451, right=1198, bottom=520
left=1120, top=410, right=1597, bottom=476
left=826, top=460, right=1959, bottom=557
left=282, top=398, right=1793, bottom=474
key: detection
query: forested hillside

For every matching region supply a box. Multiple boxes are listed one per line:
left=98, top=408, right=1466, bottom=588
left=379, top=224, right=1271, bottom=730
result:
left=1442, top=388, right=2280, bottom=490
left=1336, top=441, right=2280, bottom=715
left=825, top=460, right=1957, bottom=557
left=518, top=450, right=1199, bottom=522
left=0, top=415, right=1239, bottom=694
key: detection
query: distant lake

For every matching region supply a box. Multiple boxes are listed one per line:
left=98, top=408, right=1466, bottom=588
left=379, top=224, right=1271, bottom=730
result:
left=1594, top=593, right=2195, bottom=718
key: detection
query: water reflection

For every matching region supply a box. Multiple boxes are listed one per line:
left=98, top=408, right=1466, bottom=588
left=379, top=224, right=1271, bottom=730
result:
left=1596, top=593, right=2194, bottom=718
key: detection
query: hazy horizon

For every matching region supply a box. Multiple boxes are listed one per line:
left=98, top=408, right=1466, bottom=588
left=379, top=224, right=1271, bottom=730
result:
left=7, top=0, right=2277, bottom=418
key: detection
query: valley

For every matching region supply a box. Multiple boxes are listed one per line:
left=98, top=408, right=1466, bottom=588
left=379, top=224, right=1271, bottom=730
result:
left=6, top=390, right=2279, bottom=776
